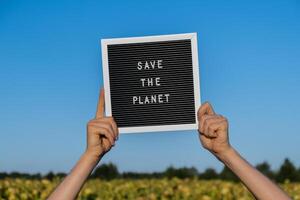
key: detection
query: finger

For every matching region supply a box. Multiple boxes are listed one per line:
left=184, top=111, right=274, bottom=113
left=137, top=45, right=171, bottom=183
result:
left=208, top=119, right=228, bottom=137
left=91, top=122, right=115, bottom=145
left=95, top=88, right=105, bottom=119
left=89, top=125, right=114, bottom=146
left=203, top=116, right=224, bottom=138
left=204, top=117, right=225, bottom=135
left=204, top=116, right=224, bottom=136
left=208, top=116, right=228, bottom=131
left=115, top=121, right=119, bottom=140
left=91, top=118, right=117, bottom=140
left=214, top=118, right=228, bottom=131
left=117, top=128, right=119, bottom=140
left=198, top=102, right=215, bottom=119
left=199, top=132, right=209, bottom=142
left=207, top=123, right=219, bottom=138
left=199, top=114, right=214, bottom=133
left=100, top=117, right=118, bottom=139
left=109, top=117, right=119, bottom=139
left=99, top=127, right=115, bottom=146
left=199, top=114, right=221, bottom=133
left=199, top=132, right=211, bottom=149
left=102, top=139, right=112, bottom=152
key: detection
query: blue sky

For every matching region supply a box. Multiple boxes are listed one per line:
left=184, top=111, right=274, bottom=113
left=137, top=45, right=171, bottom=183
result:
left=0, top=0, right=300, bottom=174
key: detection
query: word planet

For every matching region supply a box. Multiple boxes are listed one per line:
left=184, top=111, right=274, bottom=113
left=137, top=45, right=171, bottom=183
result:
left=132, top=94, right=170, bottom=105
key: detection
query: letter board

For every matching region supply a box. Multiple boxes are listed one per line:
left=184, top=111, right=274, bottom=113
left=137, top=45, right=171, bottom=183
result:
left=101, top=33, right=200, bottom=133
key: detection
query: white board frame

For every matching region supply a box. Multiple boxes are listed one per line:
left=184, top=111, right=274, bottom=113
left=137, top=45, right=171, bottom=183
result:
left=101, top=33, right=201, bottom=134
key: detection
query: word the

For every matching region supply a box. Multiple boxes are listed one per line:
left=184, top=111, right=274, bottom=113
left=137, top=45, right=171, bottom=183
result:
left=140, top=77, right=160, bottom=87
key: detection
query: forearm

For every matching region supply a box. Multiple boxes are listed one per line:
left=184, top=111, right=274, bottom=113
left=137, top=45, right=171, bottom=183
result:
left=218, top=147, right=290, bottom=200
left=48, top=152, right=100, bottom=200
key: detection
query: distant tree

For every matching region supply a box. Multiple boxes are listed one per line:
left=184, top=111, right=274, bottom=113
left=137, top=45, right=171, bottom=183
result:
left=56, top=172, right=67, bottom=178
left=122, top=172, right=146, bottom=179
left=9, top=171, right=21, bottom=178
left=219, top=166, right=238, bottom=181
left=256, top=161, right=274, bottom=180
left=199, top=168, right=218, bottom=180
left=164, top=166, right=198, bottom=179
left=164, top=166, right=176, bottom=178
left=45, top=171, right=55, bottom=180
left=122, top=172, right=163, bottom=179
left=31, top=173, right=42, bottom=179
left=92, top=163, right=119, bottom=180
left=0, top=172, right=8, bottom=179
left=276, top=158, right=298, bottom=182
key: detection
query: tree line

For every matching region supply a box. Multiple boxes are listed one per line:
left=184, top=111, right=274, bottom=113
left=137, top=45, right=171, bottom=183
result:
left=1, top=158, right=299, bottom=183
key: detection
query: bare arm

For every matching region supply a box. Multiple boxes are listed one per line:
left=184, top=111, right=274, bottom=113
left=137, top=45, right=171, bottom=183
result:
left=197, top=102, right=290, bottom=200
left=48, top=89, right=119, bottom=200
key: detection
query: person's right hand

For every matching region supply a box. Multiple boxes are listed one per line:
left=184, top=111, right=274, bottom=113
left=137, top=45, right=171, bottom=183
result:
left=86, top=88, right=119, bottom=160
left=197, top=102, right=231, bottom=158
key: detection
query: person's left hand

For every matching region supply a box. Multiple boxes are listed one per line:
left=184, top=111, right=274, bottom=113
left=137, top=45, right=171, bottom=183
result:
left=86, top=88, right=119, bottom=160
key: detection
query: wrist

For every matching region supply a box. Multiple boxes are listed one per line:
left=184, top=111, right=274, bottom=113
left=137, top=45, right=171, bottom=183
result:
left=216, top=146, right=236, bottom=163
left=83, top=150, right=102, bottom=166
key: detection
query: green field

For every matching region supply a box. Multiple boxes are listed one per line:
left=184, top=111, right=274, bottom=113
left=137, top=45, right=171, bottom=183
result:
left=1, top=178, right=300, bottom=200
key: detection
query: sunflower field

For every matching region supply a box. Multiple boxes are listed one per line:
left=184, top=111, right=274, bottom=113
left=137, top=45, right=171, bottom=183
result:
left=1, top=178, right=300, bottom=200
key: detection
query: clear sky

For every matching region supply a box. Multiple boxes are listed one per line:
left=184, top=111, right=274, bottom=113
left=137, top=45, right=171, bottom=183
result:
left=1, top=0, right=300, bottom=174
